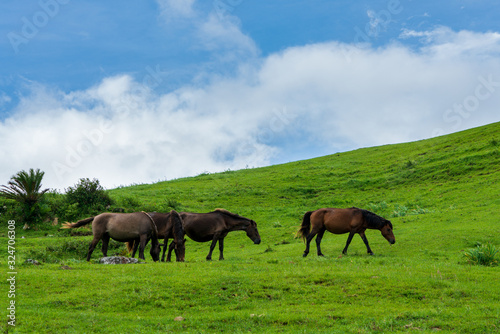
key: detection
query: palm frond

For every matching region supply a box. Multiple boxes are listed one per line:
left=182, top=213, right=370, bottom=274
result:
left=0, top=168, right=49, bottom=204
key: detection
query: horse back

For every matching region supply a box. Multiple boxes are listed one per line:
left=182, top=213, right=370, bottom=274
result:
left=313, top=208, right=363, bottom=234
left=97, top=212, right=153, bottom=241
left=181, top=212, right=225, bottom=242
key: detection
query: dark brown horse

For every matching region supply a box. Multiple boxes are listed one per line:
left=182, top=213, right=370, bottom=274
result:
left=62, top=212, right=161, bottom=261
left=164, top=209, right=261, bottom=261
left=126, top=210, right=186, bottom=262
left=298, top=207, right=395, bottom=257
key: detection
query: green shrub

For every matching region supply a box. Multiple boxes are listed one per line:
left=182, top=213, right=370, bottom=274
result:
left=464, top=243, right=499, bottom=266
left=392, top=204, right=408, bottom=217
left=390, top=204, right=429, bottom=218
left=65, top=178, right=113, bottom=219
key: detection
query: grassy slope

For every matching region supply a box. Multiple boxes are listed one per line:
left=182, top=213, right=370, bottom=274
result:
left=2, top=122, right=500, bottom=333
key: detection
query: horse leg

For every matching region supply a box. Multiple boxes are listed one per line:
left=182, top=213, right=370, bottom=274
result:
left=131, top=238, right=140, bottom=258
left=218, top=237, right=224, bottom=260
left=315, top=227, right=327, bottom=256
left=342, top=231, right=356, bottom=255
left=138, top=235, right=148, bottom=260
left=303, top=233, right=314, bottom=257
left=206, top=235, right=220, bottom=261
left=160, top=238, right=168, bottom=262
left=101, top=233, right=110, bottom=257
left=166, top=240, right=175, bottom=262
left=303, top=226, right=322, bottom=257
left=359, top=231, right=374, bottom=255
left=86, top=236, right=101, bottom=261
left=164, top=239, right=180, bottom=262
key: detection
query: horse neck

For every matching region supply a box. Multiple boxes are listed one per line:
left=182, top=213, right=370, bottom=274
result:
left=149, top=213, right=170, bottom=236
left=224, top=216, right=250, bottom=231
left=362, top=210, right=386, bottom=230
left=141, top=211, right=159, bottom=238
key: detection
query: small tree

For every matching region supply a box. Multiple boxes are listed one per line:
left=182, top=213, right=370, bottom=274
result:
left=65, top=178, right=113, bottom=218
left=0, top=168, right=49, bottom=226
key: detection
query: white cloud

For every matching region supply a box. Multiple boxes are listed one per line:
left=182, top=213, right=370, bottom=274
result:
left=400, top=26, right=500, bottom=59
left=0, top=92, right=11, bottom=107
left=157, top=0, right=258, bottom=60
left=367, top=10, right=383, bottom=37
left=1, top=27, right=500, bottom=190
left=156, top=0, right=196, bottom=21
left=197, top=13, right=258, bottom=57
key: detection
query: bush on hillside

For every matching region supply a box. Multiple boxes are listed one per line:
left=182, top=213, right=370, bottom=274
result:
left=65, top=178, right=113, bottom=220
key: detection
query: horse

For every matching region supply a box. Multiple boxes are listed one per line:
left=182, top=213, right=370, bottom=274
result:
left=126, top=210, right=186, bottom=262
left=163, top=209, right=261, bottom=261
left=62, top=212, right=161, bottom=262
left=298, top=207, right=395, bottom=257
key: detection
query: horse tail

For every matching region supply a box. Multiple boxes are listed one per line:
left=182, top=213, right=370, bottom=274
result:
left=297, top=211, right=313, bottom=240
left=170, top=210, right=185, bottom=243
left=61, top=217, right=94, bottom=229
left=126, top=241, right=135, bottom=253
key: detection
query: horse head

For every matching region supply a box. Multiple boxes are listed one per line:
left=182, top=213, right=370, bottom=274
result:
left=150, top=241, right=161, bottom=262
left=174, top=238, right=186, bottom=262
left=380, top=220, right=395, bottom=245
left=246, top=220, right=261, bottom=244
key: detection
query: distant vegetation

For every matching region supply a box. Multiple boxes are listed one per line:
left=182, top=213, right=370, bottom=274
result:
left=1, top=177, right=116, bottom=229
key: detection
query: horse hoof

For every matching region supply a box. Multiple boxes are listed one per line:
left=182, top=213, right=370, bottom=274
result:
left=302, top=253, right=308, bottom=258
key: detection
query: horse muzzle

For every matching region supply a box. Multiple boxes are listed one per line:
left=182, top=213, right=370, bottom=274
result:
left=389, top=239, right=395, bottom=245
left=254, top=238, right=261, bottom=245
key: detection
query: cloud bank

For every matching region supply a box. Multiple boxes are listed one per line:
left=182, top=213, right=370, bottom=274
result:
left=2, top=23, right=500, bottom=190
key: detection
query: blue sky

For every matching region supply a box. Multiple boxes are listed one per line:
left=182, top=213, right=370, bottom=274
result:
left=1, top=0, right=500, bottom=190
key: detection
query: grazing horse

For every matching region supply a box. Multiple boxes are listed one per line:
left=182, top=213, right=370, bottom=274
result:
left=164, top=209, right=261, bottom=261
left=126, top=210, right=186, bottom=262
left=62, top=212, right=161, bottom=261
left=298, top=207, right=395, bottom=257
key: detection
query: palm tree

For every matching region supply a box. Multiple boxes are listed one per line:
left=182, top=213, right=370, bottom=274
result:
left=0, top=168, right=49, bottom=225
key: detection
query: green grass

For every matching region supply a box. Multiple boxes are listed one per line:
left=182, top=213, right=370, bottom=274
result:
left=463, top=243, right=499, bottom=266
left=1, top=122, right=500, bottom=333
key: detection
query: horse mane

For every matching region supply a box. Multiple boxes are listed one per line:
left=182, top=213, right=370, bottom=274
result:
left=353, top=207, right=392, bottom=229
left=212, top=208, right=250, bottom=221
left=169, top=210, right=184, bottom=243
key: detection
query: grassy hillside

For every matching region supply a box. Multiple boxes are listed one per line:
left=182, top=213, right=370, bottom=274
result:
left=2, top=122, right=500, bottom=333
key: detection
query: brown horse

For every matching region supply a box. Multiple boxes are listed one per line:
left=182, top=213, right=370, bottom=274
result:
left=62, top=212, right=161, bottom=261
left=298, top=207, right=395, bottom=257
left=164, top=209, right=261, bottom=261
left=126, top=210, right=186, bottom=262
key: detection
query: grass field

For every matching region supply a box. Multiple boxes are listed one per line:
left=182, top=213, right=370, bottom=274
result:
left=1, top=122, right=500, bottom=333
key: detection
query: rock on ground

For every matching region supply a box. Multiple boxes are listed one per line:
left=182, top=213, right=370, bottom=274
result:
left=99, top=256, right=141, bottom=264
